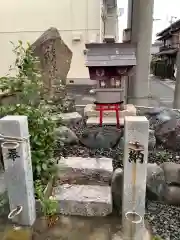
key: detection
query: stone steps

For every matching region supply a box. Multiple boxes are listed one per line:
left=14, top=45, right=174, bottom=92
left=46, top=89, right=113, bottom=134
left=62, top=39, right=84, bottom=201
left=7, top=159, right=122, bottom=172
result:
left=58, top=157, right=113, bottom=185
left=54, top=157, right=113, bottom=216
left=86, top=117, right=124, bottom=126
left=53, top=184, right=112, bottom=217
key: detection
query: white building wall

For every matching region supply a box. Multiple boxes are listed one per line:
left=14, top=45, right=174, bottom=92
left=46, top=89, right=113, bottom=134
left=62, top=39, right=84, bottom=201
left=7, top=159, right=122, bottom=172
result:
left=151, top=45, right=160, bottom=55
left=104, top=7, right=118, bottom=40
left=0, top=0, right=101, bottom=85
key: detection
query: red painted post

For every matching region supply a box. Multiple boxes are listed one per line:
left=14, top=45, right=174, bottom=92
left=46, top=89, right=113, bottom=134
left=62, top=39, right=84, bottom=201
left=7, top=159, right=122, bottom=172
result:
left=115, top=104, right=120, bottom=128
left=99, top=105, right=103, bottom=126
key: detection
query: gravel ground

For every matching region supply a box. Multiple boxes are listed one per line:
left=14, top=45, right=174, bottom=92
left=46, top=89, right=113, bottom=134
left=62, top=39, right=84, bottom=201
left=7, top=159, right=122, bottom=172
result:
left=146, top=201, right=180, bottom=239
left=55, top=118, right=180, bottom=239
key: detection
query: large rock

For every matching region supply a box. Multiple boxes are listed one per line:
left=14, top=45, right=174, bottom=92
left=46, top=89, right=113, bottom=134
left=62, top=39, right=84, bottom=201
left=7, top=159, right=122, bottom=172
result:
left=145, top=107, right=178, bottom=130
left=49, top=95, right=76, bottom=113
left=0, top=171, right=6, bottom=194
left=148, top=129, right=156, bottom=151
left=111, top=168, right=123, bottom=212
left=145, top=107, right=180, bottom=150
left=144, top=107, right=162, bottom=116
left=0, top=92, right=18, bottom=105
left=60, top=112, right=82, bottom=125
left=160, top=162, right=180, bottom=185
left=146, top=163, right=166, bottom=201
left=80, top=127, right=122, bottom=149
left=163, top=185, right=180, bottom=206
left=61, top=96, right=76, bottom=113
left=52, top=112, right=82, bottom=126
left=147, top=162, right=180, bottom=206
left=111, top=167, right=158, bottom=213
left=145, top=107, right=177, bottom=119
left=32, top=27, right=72, bottom=97
left=54, top=126, right=78, bottom=145
left=155, top=118, right=180, bottom=151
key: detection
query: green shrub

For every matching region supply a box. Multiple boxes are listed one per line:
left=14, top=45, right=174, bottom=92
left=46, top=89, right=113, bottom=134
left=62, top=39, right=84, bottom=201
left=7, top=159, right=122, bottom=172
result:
left=0, top=41, right=59, bottom=183
left=152, top=236, right=163, bottom=240
left=35, top=180, right=58, bottom=217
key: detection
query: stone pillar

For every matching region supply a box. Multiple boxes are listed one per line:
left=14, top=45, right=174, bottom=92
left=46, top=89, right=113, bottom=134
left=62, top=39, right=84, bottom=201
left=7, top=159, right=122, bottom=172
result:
left=122, top=116, right=149, bottom=239
left=173, top=50, right=180, bottom=109
left=0, top=116, right=36, bottom=226
left=128, top=0, right=154, bottom=106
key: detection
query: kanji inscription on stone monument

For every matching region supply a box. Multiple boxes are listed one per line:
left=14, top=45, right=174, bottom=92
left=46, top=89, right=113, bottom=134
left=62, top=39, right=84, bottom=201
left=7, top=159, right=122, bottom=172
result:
left=8, top=149, right=20, bottom=162
left=128, top=142, right=144, bottom=164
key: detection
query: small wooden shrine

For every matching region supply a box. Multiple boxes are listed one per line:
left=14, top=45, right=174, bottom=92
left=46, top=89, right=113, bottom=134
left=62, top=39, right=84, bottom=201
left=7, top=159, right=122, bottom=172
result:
left=85, top=42, right=136, bottom=104
left=85, top=43, right=137, bottom=127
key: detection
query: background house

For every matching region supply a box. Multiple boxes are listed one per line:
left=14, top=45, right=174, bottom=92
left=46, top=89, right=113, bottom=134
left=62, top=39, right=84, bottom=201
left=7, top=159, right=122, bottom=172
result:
left=152, top=19, right=180, bottom=79
left=151, top=41, right=161, bottom=55
left=156, top=19, right=180, bottom=63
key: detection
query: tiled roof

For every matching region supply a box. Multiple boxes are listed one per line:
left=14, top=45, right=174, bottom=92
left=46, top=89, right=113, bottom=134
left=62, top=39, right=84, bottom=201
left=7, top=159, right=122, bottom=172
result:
left=85, top=43, right=136, bottom=67
left=156, top=19, right=180, bottom=38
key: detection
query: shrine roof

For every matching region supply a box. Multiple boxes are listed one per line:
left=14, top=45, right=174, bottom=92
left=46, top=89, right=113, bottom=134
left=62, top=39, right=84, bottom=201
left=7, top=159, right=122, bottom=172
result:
left=85, top=43, right=136, bottom=67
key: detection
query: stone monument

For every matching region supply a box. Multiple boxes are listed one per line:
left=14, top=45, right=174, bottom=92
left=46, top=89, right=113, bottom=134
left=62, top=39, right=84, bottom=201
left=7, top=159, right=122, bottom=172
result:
left=122, top=116, right=149, bottom=239
left=0, top=116, right=36, bottom=226
left=31, top=27, right=72, bottom=99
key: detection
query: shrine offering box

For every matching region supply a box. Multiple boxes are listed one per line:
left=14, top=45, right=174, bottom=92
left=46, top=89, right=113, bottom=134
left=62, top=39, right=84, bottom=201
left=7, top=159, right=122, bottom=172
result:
left=85, top=43, right=136, bottom=104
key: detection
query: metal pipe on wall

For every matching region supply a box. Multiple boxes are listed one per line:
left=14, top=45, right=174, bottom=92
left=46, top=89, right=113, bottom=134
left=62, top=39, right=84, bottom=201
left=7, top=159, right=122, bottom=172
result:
left=127, top=0, right=133, bottom=30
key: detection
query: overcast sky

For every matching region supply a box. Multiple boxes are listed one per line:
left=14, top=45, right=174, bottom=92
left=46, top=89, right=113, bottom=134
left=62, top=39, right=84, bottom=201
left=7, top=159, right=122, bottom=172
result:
left=118, top=0, right=180, bottom=42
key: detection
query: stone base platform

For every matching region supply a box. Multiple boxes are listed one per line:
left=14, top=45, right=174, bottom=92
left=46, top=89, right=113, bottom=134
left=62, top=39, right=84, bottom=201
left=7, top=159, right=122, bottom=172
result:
left=53, top=184, right=112, bottom=216
left=52, top=112, right=82, bottom=124
left=86, top=117, right=124, bottom=126
left=84, top=104, right=136, bottom=118
left=58, top=157, right=113, bottom=185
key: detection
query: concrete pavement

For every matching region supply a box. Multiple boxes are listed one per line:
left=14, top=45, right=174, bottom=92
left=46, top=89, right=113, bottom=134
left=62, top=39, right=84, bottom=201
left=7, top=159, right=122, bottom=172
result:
left=149, top=77, right=174, bottom=108
left=67, top=77, right=175, bottom=108
left=67, top=85, right=96, bottom=105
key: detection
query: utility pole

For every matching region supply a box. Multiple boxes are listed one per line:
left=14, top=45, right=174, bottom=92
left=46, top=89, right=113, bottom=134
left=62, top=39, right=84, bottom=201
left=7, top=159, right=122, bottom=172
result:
left=127, top=0, right=154, bottom=106
left=169, top=16, right=177, bottom=25
left=173, top=50, right=180, bottom=109
left=170, top=15, right=180, bottom=109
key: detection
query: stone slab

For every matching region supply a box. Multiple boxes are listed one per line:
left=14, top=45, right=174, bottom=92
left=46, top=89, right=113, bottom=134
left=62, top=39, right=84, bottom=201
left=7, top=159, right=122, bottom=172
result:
left=58, top=157, right=113, bottom=185
left=84, top=104, right=136, bottom=118
left=53, top=184, right=112, bottom=216
left=86, top=117, right=124, bottom=126
left=60, top=112, right=82, bottom=124
left=52, top=112, right=82, bottom=125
